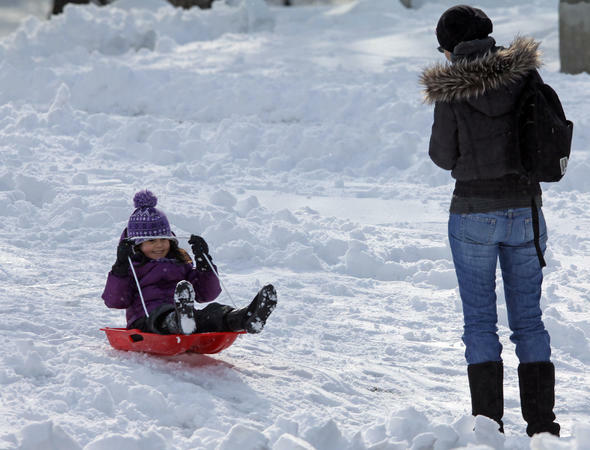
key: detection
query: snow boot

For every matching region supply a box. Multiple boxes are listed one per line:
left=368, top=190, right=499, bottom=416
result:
left=518, top=362, right=560, bottom=437
left=173, top=280, right=197, bottom=334
left=467, top=361, right=504, bottom=433
left=224, top=284, right=277, bottom=333
left=159, top=309, right=181, bottom=334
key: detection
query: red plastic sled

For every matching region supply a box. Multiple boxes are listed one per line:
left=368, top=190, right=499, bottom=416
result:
left=101, top=327, right=244, bottom=356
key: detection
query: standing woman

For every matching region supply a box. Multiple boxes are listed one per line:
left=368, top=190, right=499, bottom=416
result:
left=420, top=5, right=560, bottom=437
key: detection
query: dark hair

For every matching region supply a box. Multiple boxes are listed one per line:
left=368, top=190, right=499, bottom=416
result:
left=168, top=240, right=193, bottom=264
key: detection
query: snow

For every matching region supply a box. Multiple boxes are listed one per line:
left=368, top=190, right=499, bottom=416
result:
left=0, top=0, right=589, bottom=449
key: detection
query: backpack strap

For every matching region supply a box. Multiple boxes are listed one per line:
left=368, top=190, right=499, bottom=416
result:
left=531, top=198, right=546, bottom=268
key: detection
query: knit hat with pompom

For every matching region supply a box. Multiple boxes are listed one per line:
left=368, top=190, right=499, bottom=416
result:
left=127, top=190, right=173, bottom=243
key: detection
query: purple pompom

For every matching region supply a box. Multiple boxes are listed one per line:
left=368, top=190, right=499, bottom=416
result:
left=133, top=190, right=158, bottom=208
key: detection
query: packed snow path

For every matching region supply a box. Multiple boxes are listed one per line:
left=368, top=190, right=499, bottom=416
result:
left=1, top=0, right=589, bottom=449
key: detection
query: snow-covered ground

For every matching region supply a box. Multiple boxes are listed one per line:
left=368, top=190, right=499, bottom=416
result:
left=0, top=0, right=51, bottom=38
left=1, top=0, right=589, bottom=448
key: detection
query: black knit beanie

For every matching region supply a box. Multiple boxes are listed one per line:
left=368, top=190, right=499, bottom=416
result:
left=436, top=5, right=493, bottom=53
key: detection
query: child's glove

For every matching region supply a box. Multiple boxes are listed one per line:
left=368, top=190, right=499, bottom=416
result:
left=111, top=239, right=134, bottom=277
left=189, top=235, right=212, bottom=272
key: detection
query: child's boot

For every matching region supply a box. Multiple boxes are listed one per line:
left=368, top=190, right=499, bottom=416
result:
left=224, top=284, right=277, bottom=333
left=174, top=280, right=197, bottom=334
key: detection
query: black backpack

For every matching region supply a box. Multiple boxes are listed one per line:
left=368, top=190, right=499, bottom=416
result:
left=516, top=72, right=573, bottom=267
left=517, top=71, right=573, bottom=182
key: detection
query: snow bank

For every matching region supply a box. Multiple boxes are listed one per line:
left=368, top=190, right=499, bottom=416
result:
left=0, top=0, right=274, bottom=112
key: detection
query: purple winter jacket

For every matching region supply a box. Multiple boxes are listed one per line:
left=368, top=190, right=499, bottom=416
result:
left=102, top=256, right=222, bottom=328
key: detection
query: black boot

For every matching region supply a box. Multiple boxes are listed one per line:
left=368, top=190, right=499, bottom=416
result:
left=518, top=362, right=560, bottom=437
left=467, top=361, right=504, bottom=433
left=173, top=280, right=197, bottom=334
left=224, top=284, right=277, bottom=333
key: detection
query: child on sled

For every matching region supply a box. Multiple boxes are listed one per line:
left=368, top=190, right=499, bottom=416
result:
left=102, top=189, right=277, bottom=335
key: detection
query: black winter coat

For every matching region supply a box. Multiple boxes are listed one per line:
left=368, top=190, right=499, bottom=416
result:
left=420, top=37, right=542, bottom=209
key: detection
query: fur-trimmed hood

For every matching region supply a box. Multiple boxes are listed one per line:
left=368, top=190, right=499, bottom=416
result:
left=420, top=36, right=542, bottom=104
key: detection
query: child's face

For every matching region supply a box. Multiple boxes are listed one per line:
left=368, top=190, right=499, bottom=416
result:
left=139, top=238, right=171, bottom=260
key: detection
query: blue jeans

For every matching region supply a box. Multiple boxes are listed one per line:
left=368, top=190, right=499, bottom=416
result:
left=448, top=208, right=551, bottom=365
